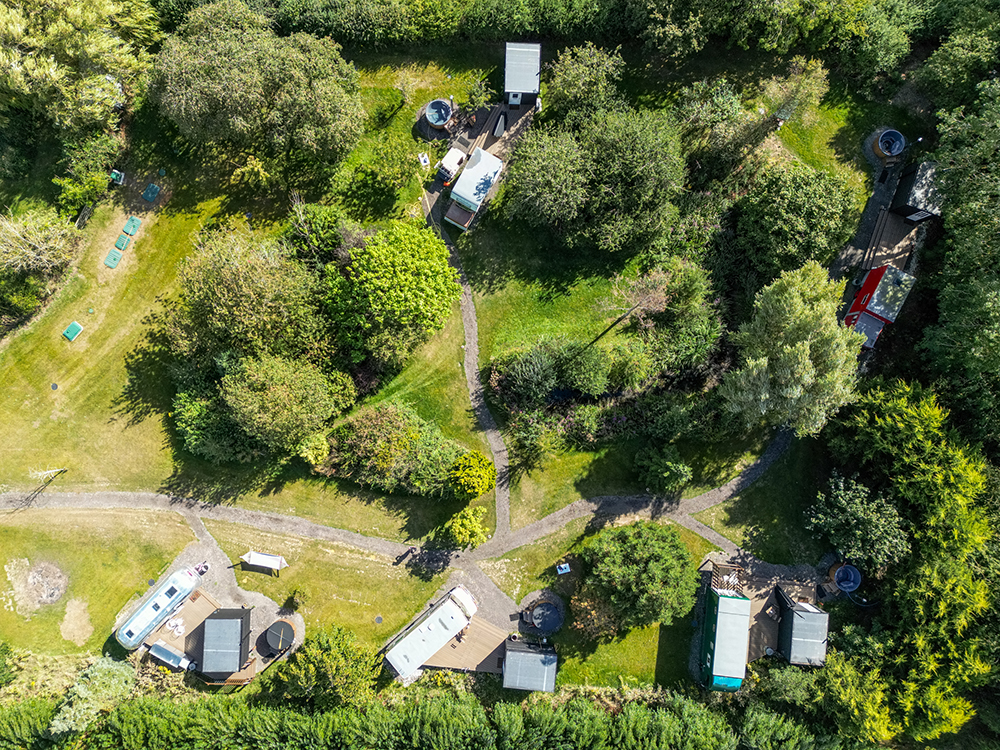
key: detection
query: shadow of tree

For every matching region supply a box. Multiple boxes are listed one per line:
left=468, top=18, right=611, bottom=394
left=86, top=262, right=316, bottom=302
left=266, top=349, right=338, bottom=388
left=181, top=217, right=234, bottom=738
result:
left=112, top=312, right=175, bottom=427
left=335, top=169, right=400, bottom=222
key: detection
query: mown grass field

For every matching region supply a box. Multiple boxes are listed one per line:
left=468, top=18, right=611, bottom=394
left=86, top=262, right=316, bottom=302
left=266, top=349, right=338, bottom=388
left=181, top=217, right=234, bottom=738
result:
left=693, top=438, right=829, bottom=565
left=204, top=519, right=446, bottom=648
left=482, top=517, right=718, bottom=687
left=0, top=509, right=193, bottom=655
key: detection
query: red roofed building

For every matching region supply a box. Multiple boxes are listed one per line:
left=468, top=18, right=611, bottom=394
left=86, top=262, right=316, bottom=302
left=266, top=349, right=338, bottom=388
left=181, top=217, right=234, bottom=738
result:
left=843, top=265, right=916, bottom=349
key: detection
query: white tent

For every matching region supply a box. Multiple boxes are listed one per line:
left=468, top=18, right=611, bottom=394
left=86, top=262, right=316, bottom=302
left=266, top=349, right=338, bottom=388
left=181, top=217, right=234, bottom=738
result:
left=240, top=551, right=289, bottom=576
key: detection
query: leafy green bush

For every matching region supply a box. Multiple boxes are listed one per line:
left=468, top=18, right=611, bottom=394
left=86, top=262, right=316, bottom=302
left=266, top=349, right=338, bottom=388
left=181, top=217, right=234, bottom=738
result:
left=443, top=505, right=489, bottom=548
left=740, top=707, right=816, bottom=750
left=0, top=641, right=15, bottom=689
left=505, top=408, right=565, bottom=469
left=49, top=658, right=135, bottom=736
left=0, top=698, right=57, bottom=750
left=448, top=450, right=496, bottom=500
left=807, top=471, right=910, bottom=570
left=172, top=390, right=267, bottom=464
left=734, top=163, right=854, bottom=284
left=52, top=132, right=123, bottom=212
left=489, top=342, right=560, bottom=410
left=634, top=443, right=692, bottom=494
left=580, top=521, right=698, bottom=631
left=0, top=272, right=46, bottom=324
left=607, top=338, right=656, bottom=391
left=558, top=343, right=612, bottom=397
left=280, top=626, right=379, bottom=710
left=220, top=355, right=355, bottom=453
left=0, top=207, right=78, bottom=275
left=297, top=432, right=330, bottom=468
left=327, top=402, right=463, bottom=497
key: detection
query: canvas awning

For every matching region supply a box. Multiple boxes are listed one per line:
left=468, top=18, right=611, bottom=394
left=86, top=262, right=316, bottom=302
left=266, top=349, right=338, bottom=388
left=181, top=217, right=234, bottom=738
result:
left=240, top=551, right=288, bottom=571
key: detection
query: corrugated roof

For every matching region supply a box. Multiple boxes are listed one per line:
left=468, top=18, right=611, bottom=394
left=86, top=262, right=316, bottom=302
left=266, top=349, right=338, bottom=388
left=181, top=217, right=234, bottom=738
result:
left=503, top=640, right=557, bottom=692
left=711, top=593, right=751, bottom=679
left=786, top=608, right=829, bottom=666
left=866, top=266, right=915, bottom=322
left=202, top=618, right=242, bottom=675
left=505, top=42, right=541, bottom=94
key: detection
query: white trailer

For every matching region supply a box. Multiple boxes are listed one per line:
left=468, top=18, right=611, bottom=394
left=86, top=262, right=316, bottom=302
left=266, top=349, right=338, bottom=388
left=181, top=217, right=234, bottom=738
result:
left=384, top=585, right=478, bottom=679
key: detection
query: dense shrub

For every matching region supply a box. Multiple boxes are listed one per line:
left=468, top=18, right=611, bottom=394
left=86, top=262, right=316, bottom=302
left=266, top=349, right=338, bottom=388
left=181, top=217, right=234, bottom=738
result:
left=326, top=402, right=466, bottom=497
left=280, top=626, right=380, bottom=710
left=0, top=698, right=57, bottom=750
left=448, top=450, right=496, bottom=500
left=326, top=221, right=459, bottom=368
left=579, top=521, right=698, bottom=631
left=734, top=163, right=854, bottom=284
left=0, top=207, right=78, bottom=274
left=220, top=355, right=355, bottom=453
left=634, top=444, right=693, bottom=494
left=489, top=342, right=561, bottom=410
left=52, top=132, right=124, bottom=212
left=0, top=641, right=15, bottom=689
left=559, top=343, right=613, bottom=397
left=49, top=657, right=135, bottom=736
left=172, top=389, right=267, bottom=464
left=443, top=505, right=489, bottom=548
left=807, top=471, right=910, bottom=571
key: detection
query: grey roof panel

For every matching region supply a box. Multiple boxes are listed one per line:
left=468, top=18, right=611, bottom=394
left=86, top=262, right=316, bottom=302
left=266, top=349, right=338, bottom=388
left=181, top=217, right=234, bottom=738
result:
left=712, top=594, right=751, bottom=679
left=505, top=43, right=541, bottom=94
left=854, top=312, right=885, bottom=348
left=503, top=642, right=557, bottom=692
left=787, top=610, right=829, bottom=666
left=202, top=618, right=242, bottom=675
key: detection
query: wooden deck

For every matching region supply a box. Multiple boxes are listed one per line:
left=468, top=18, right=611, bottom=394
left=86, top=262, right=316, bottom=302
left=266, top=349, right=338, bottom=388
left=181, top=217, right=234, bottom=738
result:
left=861, top=209, right=920, bottom=270
left=144, top=588, right=221, bottom=656
left=423, top=618, right=509, bottom=674
left=744, top=578, right=816, bottom=663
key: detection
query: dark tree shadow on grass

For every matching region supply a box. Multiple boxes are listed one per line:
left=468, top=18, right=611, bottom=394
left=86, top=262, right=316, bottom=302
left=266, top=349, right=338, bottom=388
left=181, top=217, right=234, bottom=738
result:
left=335, top=170, right=399, bottom=222
left=112, top=312, right=175, bottom=428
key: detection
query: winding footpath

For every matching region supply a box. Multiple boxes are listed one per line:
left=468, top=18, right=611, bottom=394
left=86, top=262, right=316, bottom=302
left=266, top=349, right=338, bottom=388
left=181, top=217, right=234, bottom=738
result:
left=0, top=187, right=801, bottom=631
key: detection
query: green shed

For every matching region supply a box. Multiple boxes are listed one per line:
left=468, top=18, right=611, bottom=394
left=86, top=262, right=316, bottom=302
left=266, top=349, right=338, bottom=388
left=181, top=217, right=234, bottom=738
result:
left=700, top=564, right=751, bottom=692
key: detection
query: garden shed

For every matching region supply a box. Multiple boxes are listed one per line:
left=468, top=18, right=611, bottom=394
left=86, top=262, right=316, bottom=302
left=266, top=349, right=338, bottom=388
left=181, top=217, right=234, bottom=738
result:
left=200, top=608, right=251, bottom=682
left=890, top=162, right=941, bottom=224
left=700, top=565, right=751, bottom=692
left=502, top=639, right=557, bottom=692
left=775, top=587, right=829, bottom=666
left=504, top=42, right=541, bottom=108
left=843, top=265, right=916, bottom=349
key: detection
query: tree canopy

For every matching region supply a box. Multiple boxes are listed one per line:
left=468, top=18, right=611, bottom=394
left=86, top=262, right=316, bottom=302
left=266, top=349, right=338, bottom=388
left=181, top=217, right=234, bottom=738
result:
left=326, top=221, right=459, bottom=367
left=719, top=262, right=864, bottom=436
left=579, top=521, right=698, bottom=630
left=735, top=162, right=855, bottom=284
left=280, top=626, right=380, bottom=710
left=0, top=0, right=158, bottom=131
left=546, top=43, right=624, bottom=120
left=154, top=0, right=363, bottom=165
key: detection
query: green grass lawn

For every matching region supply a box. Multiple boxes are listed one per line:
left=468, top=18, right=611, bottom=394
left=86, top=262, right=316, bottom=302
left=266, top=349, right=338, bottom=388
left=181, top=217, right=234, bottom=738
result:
left=0, top=509, right=193, bottom=655
left=693, top=437, right=829, bottom=565
left=204, top=519, right=445, bottom=648
left=481, top=517, right=718, bottom=687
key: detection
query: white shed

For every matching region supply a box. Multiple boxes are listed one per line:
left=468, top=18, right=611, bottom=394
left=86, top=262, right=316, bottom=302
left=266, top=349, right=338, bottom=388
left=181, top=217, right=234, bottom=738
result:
left=504, top=42, right=541, bottom=107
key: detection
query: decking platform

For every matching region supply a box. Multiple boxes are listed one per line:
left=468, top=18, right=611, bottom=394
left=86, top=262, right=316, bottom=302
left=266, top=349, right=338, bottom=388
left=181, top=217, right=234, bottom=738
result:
left=423, top=619, right=509, bottom=674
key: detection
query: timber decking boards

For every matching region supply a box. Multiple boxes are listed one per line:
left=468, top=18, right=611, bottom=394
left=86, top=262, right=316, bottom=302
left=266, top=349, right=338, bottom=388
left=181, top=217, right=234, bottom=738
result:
left=423, top=618, right=508, bottom=674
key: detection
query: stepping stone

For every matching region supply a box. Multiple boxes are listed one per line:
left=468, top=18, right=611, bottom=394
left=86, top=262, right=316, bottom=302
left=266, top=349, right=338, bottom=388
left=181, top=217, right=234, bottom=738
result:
left=104, top=249, right=123, bottom=268
left=62, top=321, right=83, bottom=342
left=114, top=234, right=131, bottom=251
left=123, top=216, right=141, bottom=235
left=141, top=183, right=160, bottom=202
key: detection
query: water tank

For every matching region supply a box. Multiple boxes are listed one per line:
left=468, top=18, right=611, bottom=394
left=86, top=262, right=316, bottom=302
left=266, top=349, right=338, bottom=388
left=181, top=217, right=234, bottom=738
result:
left=875, top=130, right=905, bottom=158
left=834, top=564, right=862, bottom=593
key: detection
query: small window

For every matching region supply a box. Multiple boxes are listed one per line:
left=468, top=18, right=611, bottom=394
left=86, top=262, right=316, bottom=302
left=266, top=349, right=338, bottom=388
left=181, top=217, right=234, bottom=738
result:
left=166, top=586, right=178, bottom=597
left=861, top=294, right=870, bottom=305
left=125, top=630, right=134, bottom=638
left=152, top=603, right=160, bottom=611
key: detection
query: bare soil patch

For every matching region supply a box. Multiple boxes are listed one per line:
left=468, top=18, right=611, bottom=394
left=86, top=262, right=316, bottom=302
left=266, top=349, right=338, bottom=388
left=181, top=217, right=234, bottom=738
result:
left=5, top=558, right=69, bottom=617
left=60, top=598, right=94, bottom=646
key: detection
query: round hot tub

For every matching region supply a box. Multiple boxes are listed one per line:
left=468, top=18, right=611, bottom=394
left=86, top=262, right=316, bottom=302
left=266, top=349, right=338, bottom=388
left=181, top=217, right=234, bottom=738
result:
left=875, top=129, right=905, bottom=158
left=425, top=98, right=453, bottom=130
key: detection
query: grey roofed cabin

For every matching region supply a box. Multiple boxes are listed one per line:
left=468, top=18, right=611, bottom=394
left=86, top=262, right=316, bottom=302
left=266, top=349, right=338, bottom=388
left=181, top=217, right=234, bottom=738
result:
left=200, top=608, right=251, bottom=680
left=504, top=42, right=541, bottom=107
left=503, top=639, right=557, bottom=692
left=776, top=586, right=829, bottom=666
left=890, top=162, right=942, bottom=224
